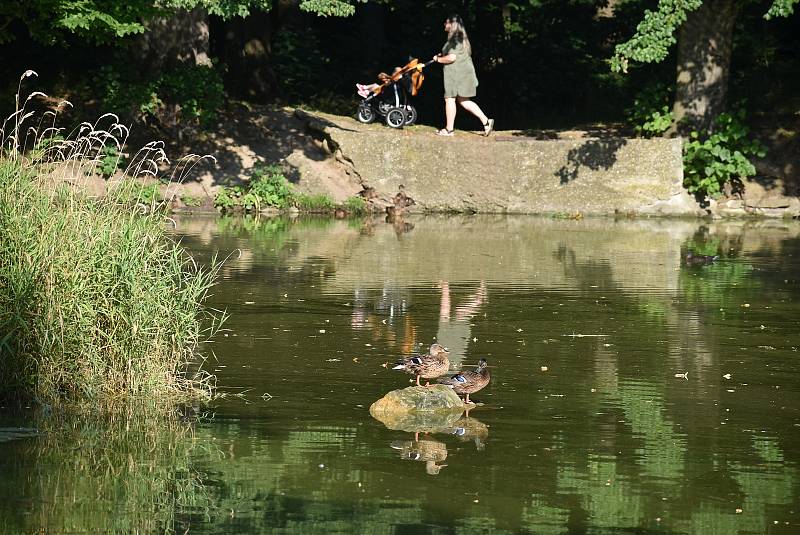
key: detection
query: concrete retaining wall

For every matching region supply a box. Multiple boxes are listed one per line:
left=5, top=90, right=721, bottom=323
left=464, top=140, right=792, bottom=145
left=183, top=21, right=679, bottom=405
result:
left=299, top=110, right=703, bottom=216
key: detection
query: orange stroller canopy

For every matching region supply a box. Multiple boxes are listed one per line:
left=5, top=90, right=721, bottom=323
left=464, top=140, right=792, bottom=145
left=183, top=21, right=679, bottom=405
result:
left=372, top=58, right=426, bottom=97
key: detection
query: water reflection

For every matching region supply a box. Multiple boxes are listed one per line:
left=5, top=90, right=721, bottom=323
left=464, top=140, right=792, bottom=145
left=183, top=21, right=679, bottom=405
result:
left=3, top=215, right=800, bottom=533
left=391, top=438, right=448, bottom=475
left=450, top=414, right=489, bottom=451
left=436, top=280, right=487, bottom=368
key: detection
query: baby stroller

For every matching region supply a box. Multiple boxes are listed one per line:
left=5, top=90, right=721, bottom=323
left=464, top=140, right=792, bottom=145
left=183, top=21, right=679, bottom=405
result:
left=357, top=58, right=432, bottom=129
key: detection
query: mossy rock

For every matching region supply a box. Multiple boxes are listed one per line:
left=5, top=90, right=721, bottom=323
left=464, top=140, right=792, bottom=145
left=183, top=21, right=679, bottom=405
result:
left=369, top=385, right=465, bottom=432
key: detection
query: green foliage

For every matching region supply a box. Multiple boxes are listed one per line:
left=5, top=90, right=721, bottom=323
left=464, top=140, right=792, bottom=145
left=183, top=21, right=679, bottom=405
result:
left=180, top=195, right=202, bottom=207
left=213, top=185, right=238, bottom=211
left=213, top=163, right=295, bottom=212
left=611, top=0, right=703, bottom=73
left=96, top=145, right=126, bottom=178
left=626, top=83, right=675, bottom=137
left=612, top=1, right=797, bottom=73
left=765, top=0, right=799, bottom=18
left=159, top=64, right=225, bottom=126
left=97, top=62, right=224, bottom=127
left=248, top=163, right=295, bottom=208
left=163, top=0, right=273, bottom=19
left=341, top=195, right=367, bottom=215
left=111, top=180, right=163, bottom=207
left=295, top=193, right=336, bottom=211
left=682, top=109, right=767, bottom=198
left=299, top=0, right=365, bottom=17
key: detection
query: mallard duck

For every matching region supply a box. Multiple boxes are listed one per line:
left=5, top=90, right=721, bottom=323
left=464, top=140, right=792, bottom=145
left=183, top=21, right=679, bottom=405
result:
left=393, top=343, right=450, bottom=386
left=438, top=358, right=490, bottom=404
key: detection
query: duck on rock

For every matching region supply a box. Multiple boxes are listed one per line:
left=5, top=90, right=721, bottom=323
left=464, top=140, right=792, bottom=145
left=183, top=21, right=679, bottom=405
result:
left=438, top=358, right=490, bottom=404
left=393, top=343, right=451, bottom=386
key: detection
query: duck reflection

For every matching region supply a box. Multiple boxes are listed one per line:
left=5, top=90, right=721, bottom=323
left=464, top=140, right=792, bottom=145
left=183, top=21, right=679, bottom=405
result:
left=372, top=404, right=489, bottom=475
left=448, top=414, right=489, bottom=450
left=390, top=438, right=448, bottom=475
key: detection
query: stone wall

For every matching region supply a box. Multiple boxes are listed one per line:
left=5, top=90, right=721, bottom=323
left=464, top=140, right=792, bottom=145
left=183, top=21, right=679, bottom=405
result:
left=298, top=110, right=702, bottom=216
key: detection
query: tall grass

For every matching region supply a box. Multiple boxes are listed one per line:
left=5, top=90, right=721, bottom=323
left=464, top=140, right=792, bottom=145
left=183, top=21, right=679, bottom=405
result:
left=0, top=71, right=224, bottom=406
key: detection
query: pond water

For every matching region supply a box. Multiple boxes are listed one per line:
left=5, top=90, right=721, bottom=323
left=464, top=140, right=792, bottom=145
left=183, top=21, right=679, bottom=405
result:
left=2, top=215, right=800, bottom=534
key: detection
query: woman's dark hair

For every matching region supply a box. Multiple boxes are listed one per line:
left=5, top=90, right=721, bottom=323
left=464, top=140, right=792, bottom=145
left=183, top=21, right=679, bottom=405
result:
left=445, top=14, right=471, bottom=55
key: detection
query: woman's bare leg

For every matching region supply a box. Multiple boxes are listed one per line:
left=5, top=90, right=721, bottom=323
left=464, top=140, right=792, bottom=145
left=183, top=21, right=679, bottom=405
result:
left=456, top=97, right=489, bottom=127
left=444, top=97, right=457, bottom=131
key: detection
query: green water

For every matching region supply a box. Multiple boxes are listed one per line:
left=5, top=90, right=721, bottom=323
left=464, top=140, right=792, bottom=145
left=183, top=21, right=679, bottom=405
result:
left=2, top=215, right=799, bottom=534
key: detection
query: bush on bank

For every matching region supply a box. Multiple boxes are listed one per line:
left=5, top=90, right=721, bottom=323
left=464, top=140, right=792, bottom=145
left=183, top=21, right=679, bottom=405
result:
left=0, top=77, right=223, bottom=406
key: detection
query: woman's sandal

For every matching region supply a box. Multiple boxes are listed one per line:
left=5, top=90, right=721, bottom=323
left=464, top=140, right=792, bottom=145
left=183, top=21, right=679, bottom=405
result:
left=483, top=118, right=495, bottom=137
left=436, top=128, right=454, bottom=136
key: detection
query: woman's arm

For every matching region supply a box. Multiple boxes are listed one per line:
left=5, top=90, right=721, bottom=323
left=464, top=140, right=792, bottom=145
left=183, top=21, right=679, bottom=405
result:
left=433, top=53, right=457, bottom=64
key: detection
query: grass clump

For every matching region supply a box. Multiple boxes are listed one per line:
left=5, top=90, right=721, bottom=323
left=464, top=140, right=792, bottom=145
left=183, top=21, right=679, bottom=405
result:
left=341, top=195, right=367, bottom=215
left=295, top=192, right=336, bottom=212
left=0, top=71, right=223, bottom=406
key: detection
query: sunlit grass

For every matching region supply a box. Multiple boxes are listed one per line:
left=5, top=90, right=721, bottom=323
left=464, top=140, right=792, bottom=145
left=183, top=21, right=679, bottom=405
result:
left=0, top=71, right=224, bottom=406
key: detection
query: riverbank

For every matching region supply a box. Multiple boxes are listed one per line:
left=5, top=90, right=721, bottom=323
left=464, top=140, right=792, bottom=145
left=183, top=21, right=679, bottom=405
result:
left=36, top=101, right=800, bottom=219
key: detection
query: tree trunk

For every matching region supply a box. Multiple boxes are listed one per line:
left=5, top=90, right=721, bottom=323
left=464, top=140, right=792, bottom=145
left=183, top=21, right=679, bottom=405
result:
left=212, top=2, right=294, bottom=102
left=671, top=0, right=738, bottom=134
left=138, top=7, right=211, bottom=75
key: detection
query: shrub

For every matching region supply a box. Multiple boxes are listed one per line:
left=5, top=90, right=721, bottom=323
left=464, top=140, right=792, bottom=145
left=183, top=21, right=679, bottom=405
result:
left=682, top=109, right=767, bottom=198
left=249, top=163, right=295, bottom=208
left=214, top=163, right=295, bottom=213
left=626, top=82, right=674, bottom=137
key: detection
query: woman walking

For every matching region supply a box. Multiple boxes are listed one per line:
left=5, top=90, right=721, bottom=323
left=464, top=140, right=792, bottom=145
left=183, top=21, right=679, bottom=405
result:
left=432, top=14, right=494, bottom=137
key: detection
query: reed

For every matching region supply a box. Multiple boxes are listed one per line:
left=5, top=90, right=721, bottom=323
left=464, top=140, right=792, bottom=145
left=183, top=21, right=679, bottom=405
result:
left=0, top=71, right=224, bottom=405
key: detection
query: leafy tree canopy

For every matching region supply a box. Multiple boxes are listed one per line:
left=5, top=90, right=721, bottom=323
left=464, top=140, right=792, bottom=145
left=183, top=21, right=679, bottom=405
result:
left=0, top=0, right=366, bottom=44
left=610, top=0, right=797, bottom=73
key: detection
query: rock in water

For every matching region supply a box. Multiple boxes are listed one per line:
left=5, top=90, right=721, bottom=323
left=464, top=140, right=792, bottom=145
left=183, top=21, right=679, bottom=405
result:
left=369, top=385, right=465, bottom=432
left=371, top=385, right=464, bottom=412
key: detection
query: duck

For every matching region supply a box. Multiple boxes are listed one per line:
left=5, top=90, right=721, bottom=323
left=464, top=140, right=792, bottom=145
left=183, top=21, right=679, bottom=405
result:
left=393, top=343, right=450, bottom=386
left=386, top=185, right=416, bottom=220
left=438, top=358, right=490, bottom=404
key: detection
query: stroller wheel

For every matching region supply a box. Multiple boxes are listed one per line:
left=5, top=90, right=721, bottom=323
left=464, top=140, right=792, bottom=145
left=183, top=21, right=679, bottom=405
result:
left=404, top=106, right=418, bottom=126
left=385, top=107, right=406, bottom=129
left=357, top=104, right=376, bottom=124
